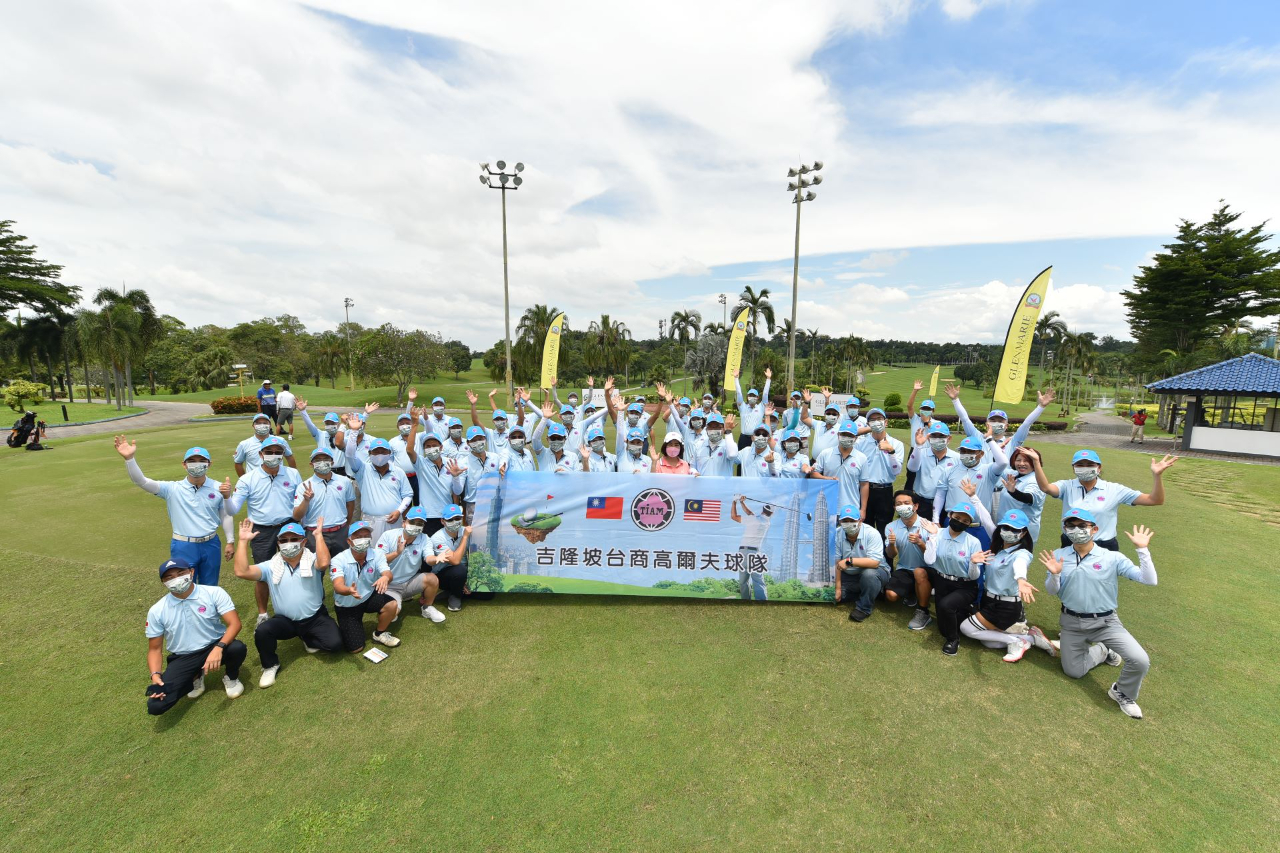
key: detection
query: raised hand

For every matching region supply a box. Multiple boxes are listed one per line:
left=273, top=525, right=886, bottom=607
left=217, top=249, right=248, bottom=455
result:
left=944, top=382, right=960, bottom=400
left=655, top=381, right=667, bottom=399
left=914, top=427, right=927, bottom=447
left=802, top=388, right=812, bottom=403
left=878, top=438, right=893, bottom=453
left=913, top=379, right=923, bottom=391
left=410, top=406, right=425, bottom=420
left=1003, top=473, right=1019, bottom=492
left=466, top=389, right=478, bottom=405
left=238, top=518, right=256, bottom=540
left=733, top=368, right=740, bottom=378
left=488, top=388, right=498, bottom=399
left=764, top=367, right=772, bottom=379
left=1151, top=454, right=1178, bottom=476
left=219, top=477, right=233, bottom=499
left=959, top=478, right=977, bottom=498
left=886, top=528, right=896, bottom=545
left=364, top=402, right=380, bottom=414
left=521, top=388, right=532, bottom=402
left=407, top=388, right=418, bottom=402
left=301, top=482, right=314, bottom=502
left=587, top=376, right=595, bottom=388
left=603, top=376, right=614, bottom=392
left=579, top=445, right=591, bottom=460
left=1037, top=387, right=1055, bottom=407
left=1017, top=578, right=1039, bottom=604
left=1125, top=524, right=1154, bottom=549
left=296, top=398, right=308, bottom=412
left=725, top=414, right=736, bottom=431
left=1021, top=446, right=1042, bottom=467
left=113, top=435, right=136, bottom=460
left=445, top=458, right=464, bottom=476
left=549, top=376, right=558, bottom=388
left=1039, top=549, right=1063, bottom=575
left=918, top=519, right=939, bottom=536
left=971, top=549, right=992, bottom=566
left=764, top=402, right=776, bottom=416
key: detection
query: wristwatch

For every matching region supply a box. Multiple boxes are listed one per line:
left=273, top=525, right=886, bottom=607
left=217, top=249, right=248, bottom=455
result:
left=215, top=641, right=229, bottom=650
left=151, top=671, right=163, bottom=677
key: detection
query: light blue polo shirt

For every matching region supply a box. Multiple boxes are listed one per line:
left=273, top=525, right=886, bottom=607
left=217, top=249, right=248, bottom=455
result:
left=885, top=515, right=931, bottom=570
left=738, top=445, right=778, bottom=478
left=928, top=529, right=982, bottom=581
left=413, top=455, right=464, bottom=517
left=233, top=434, right=294, bottom=470
left=154, top=477, right=225, bottom=538
left=695, top=439, right=738, bottom=477
left=145, top=584, right=234, bottom=654
left=615, top=451, right=652, bottom=475
left=582, top=449, right=616, bottom=473
left=813, top=447, right=869, bottom=513
left=292, top=473, right=355, bottom=528
left=328, top=548, right=391, bottom=608
left=996, top=472, right=1046, bottom=539
left=255, top=552, right=325, bottom=620
left=440, top=436, right=469, bottom=461
left=389, top=432, right=415, bottom=472
left=809, top=420, right=840, bottom=458
left=777, top=451, right=810, bottom=479
left=855, top=434, right=904, bottom=485
left=1049, top=477, right=1141, bottom=541
left=835, top=523, right=889, bottom=572
left=937, top=458, right=1000, bottom=516
left=348, top=454, right=412, bottom=516
left=300, top=412, right=345, bottom=469
left=461, top=451, right=501, bottom=503
left=1050, top=544, right=1146, bottom=613
left=913, top=447, right=960, bottom=498
left=342, top=432, right=373, bottom=468
left=504, top=446, right=540, bottom=473
left=428, top=527, right=467, bottom=573
left=376, top=528, right=430, bottom=585
left=734, top=377, right=771, bottom=436
left=230, top=466, right=300, bottom=525
left=420, top=413, right=452, bottom=443
left=984, top=547, right=1032, bottom=597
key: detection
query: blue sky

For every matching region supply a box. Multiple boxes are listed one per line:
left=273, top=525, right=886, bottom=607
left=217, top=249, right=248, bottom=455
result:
left=2, top=1, right=1279, bottom=347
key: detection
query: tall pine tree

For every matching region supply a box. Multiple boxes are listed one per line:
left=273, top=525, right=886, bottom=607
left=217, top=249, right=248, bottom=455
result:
left=0, top=220, right=78, bottom=314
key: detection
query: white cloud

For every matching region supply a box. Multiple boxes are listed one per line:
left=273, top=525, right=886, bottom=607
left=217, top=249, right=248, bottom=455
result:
left=938, top=0, right=1025, bottom=21
left=855, top=250, right=909, bottom=269
left=834, top=271, right=888, bottom=280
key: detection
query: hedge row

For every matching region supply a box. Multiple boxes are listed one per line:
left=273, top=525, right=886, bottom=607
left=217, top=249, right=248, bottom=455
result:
left=209, top=396, right=261, bottom=414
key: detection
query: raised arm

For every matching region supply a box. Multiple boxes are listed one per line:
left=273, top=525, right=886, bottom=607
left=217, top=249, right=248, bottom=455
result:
left=905, top=379, right=923, bottom=415
left=1026, top=446, right=1058, bottom=497
left=313, top=514, right=331, bottom=571
left=733, top=371, right=745, bottom=409
left=551, top=378, right=565, bottom=410
left=1007, top=387, right=1054, bottom=452
left=1133, top=455, right=1177, bottom=506
left=299, top=407, right=321, bottom=440
left=761, top=370, right=772, bottom=404
left=800, top=389, right=814, bottom=428
left=467, top=389, right=481, bottom=427
left=115, top=436, right=162, bottom=495
left=945, top=384, right=984, bottom=445
left=233, top=519, right=264, bottom=580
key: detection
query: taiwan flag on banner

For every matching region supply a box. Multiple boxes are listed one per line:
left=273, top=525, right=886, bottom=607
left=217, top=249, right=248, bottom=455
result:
left=585, top=496, right=623, bottom=519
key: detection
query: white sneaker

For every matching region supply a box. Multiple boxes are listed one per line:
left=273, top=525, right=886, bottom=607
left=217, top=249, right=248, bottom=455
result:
left=1108, top=683, right=1143, bottom=719
left=303, top=643, right=319, bottom=654
left=1002, top=637, right=1031, bottom=663
left=259, top=665, right=280, bottom=688
left=223, top=675, right=244, bottom=699
left=187, top=676, right=206, bottom=699
left=372, top=630, right=401, bottom=647
left=255, top=612, right=270, bottom=628
left=422, top=605, right=446, bottom=623
left=1104, top=647, right=1123, bottom=667
left=1028, top=625, right=1059, bottom=657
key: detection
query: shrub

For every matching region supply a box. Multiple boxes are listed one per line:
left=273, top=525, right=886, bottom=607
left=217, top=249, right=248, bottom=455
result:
left=4, top=379, right=49, bottom=411
left=883, top=392, right=902, bottom=410
left=210, top=395, right=260, bottom=415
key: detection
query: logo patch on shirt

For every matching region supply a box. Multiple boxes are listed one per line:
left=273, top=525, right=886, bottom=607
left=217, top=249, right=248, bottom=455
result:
left=1097, top=496, right=1105, bottom=501
left=197, top=606, right=207, bottom=613
left=1093, top=562, right=1103, bottom=570
left=207, top=494, right=216, bottom=499
left=337, top=485, right=343, bottom=491
left=283, top=481, right=291, bottom=487
left=958, top=551, right=966, bottom=557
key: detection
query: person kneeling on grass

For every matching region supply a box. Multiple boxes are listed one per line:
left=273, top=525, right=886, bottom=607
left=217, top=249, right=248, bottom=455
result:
left=233, top=517, right=343, bottom=688
left=833, top=505, right=890, bottom=622
left=376, top=506, right=447, bottom=624
left=920, top=500, right=983, bottom=657
left=883, top=490, right=935, bottom=631
left=328, top=520, right=401, bottom=653
left=429, top=504, right=473, bottom=612
left=1041, top=510, right=1158, bottom=720
left=146, top=557, right=246, bottom=715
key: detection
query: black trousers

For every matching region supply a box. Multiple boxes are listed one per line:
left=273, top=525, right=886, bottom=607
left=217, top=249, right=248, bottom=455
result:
left=1059, top=535, right=1119, bottom=551
left=254, top=606, right=342, bottom=668
left=927, top=569, right=979, bottom=642
left=737, top=433, right=753, bottom=451
left=864, top=484, right=894, bottom=535
left=423, top=517, right=445, bottom=537
left=436, top=562, right=468, bottom=597
left=913, top=496, right=935, bottom=523
left=146, top=640, right=247, bottom=716
left=261, top=404, right=278, bottom=424
left=904, top=468, right=917, bottom=495
left=250, top=522, right=286, bottom=563
left=335, top=592, right=395, bottom=651
left=306, top=526, right=348, bottom=559
left=406, top=473, right=420, bottom=507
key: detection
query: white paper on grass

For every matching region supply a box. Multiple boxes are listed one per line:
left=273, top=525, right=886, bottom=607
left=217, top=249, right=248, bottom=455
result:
left=362, top=648, right=388, bottom=664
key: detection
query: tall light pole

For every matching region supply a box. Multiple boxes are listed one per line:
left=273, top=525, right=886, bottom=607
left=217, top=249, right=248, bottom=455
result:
left=718, top=293, right=727, bottom=328
left=343, top=297, right=354, bottom=391
left=785, top=160, right=822, bottom=394
left=480, top=160, right=525, bottom=401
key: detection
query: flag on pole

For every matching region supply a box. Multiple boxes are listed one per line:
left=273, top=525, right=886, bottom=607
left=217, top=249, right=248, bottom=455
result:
left=539, top=313, right=567, bottom=392
left=929, top=365, right=940, bottom=397
left=993, top=266, right=1052, bottom=405
left=723, top=308, right=751, bottom=392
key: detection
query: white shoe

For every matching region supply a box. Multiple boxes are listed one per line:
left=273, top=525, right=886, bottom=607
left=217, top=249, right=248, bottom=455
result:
left=1108, top=683, right=1143, bottom=719
left=1028, top=625, right=1059, bottom=657
left=421, top=605, right=446, bottom=623
left=1095, top=643, right=1122, bottom=666
left=255, top=612, right=270, bottom=628
left=303, top=643, right=319, bottom=654
left=187, top=676, right=206, bottom=699
left=259, top=665, right=280, bottom=688
left=223, top=675, right=244, bottom=699
left=1002, top=637, right=1031, bottom=663
left=372, top=630, right=401, bottom=647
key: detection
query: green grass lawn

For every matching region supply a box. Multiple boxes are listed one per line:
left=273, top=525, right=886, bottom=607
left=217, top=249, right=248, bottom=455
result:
left=1, top=406, right=1277, bottom=851
left=10, top=400, right=147, bottom=424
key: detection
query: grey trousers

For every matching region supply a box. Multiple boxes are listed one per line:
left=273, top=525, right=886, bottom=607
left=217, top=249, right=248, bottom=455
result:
left=1059, top=612, right=1151, bottom=698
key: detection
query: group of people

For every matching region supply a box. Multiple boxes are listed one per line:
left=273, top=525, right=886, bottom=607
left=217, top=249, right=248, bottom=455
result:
left=127, top=373, right=1177, bottom=721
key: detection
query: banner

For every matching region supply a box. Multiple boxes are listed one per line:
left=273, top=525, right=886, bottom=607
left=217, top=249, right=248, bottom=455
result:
left=468, top=471, right=840, bottom=602
left=539, top=313, right=566, bottom=392
left=929, top=365, right=940, bottom=397
left=993, top=266, right=1052, bottom=405
left=722, top=308, right=751, bottom=392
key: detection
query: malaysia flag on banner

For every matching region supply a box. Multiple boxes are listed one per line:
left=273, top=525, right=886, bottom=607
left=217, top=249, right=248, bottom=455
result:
left=585, top=496, right=623, bottom=519
left=683, top=499, right=721, bottom=522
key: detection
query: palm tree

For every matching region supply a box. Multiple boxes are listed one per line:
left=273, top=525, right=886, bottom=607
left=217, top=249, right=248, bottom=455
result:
left=1034, top=310, right=1067, bottom=386
left=806, top=327, right=820, bottom=381
left=587, top=315, right=631, bottom=375
left=837, top=336, right=873, bottom=391
left=734, top=286, right=775, bottom=382
left=516, top=304, right=565, bottom=346
left=67, top=310, right=97, bottom=402
left=313, top=332, right=345, bottom=389
left=668, top=309, right=702, bottom=394
left=187, top=346, right=235, bottom=392
left=703, top=321, right=728, bottom=336
left=78, top=303, right=138, bottom=410
left=93, top=286, right=162, bottom=402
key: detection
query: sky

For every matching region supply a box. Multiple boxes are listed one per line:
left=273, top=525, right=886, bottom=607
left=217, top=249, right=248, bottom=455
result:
left=2, top=1, right=1279, bottom=349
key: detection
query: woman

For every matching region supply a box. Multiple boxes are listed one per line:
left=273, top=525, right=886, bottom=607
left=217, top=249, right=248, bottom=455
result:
left=920, top=500, right=983, bottom=656
left=776, top=428, right=810, bottom=479
left=995, top=446, right=1047, bottom=541
left=649, top=431, right=698, bottom=475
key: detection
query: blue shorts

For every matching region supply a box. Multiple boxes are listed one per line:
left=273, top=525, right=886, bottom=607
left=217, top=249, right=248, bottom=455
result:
left=170, top=536, right=222, bottom=586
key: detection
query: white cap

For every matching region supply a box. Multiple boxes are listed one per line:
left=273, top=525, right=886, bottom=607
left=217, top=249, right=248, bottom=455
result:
left=262, top=379, right=272, bottom=384
left=661, top=431, right=683, bottom=445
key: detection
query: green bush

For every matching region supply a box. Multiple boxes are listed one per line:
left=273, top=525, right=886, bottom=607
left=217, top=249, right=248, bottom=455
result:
left=4, top=379, right=49, bottom=412
left=209, top=395, right=260, bottom=415
left=883, top=392, right=902, bottom=410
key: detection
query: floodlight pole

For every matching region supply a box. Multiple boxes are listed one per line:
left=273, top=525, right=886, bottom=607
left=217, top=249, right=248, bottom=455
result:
left=343, top=297, right=354, bottom=391
left=481, top=161, right=526, bottom=401
left=785, top=161, right=822, bottom=395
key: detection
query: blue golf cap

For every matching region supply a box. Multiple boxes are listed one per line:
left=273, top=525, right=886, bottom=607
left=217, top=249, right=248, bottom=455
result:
left=547, top=423, right=568, bottom=438
left=838, top=419, right=858, bottom=434
left=347, top=520, right=372, bottom=537
left=753, top=423, right=772, bottom=435
left=846, top=396, right=862, bottom=406
left=781, top=428, right=800, bottom=442
left=309, top=447, right=334, bottom=461
left=678, top=397, right=691, bottom=406
left=442, top=503, right=463, bottom=520
left=948, top=500, right=977, bottom=517
left=368, top=437, right=392, bottom=452
left=447, top=416, right=462, bottom=428
left=397, top=412, right=412, bottom=422
left=260, top=436, right=287, bottom=450
left=586, top=426, right=605, bottom=442
left=421, top=431, right=442, bottom=445
left=560, top=404, right=575, bottom=415
left=1064, top=507, right=1098, bottom=525
left=987, top=409, right=1009, bottom=420
left=183, top=446, right=210, bottom=461
left=406, top=506, right=428, bottom=522
left=1072, top=449, right=1102, bottom=465
left=583, top=399, right=598, bottom=410
left=278, top=522, right=306, bottom=538
left=492, top=409, right=508, bottom=420
left=466, top=426, right=486, bottom=441
left=627, top=402, right=644, bottom=414
left=507, top=423, right=526, bottom=436
left=355, top=412, right=367, bottom=422
left=626, top=427, right=646, bottom=441
left=252, top=412, right=272, bottom=422
left=837, top=504, right=859, bottom=520
left=928, top=422, right=950, bottom=436
left=706, top=411, right=725, bottom=425
left=824, top=402, right=840, bottom=413
left=867, top=407, right=885, bottom=418
left=920, top=399, right=936, bottom=410
left=747, top=388, right=760, bottom=397
left=959, top=436, right=984, bottom=452
left=702, top=392, right=715, bottom=400
left=158, top=557, right=192, bottom=578
left=324, top=411, right=340, bottom=423
left=790, top=390, right=803, bottom=399
left=432, top=396, right=445, bottom=405
left=998, top=509, right=1030, bottom=530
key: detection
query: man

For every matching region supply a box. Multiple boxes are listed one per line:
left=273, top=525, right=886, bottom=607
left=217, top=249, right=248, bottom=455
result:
left=334, top=406, right=378, bottom=470
left=275, top=383, right=296, bottom=439
left=616, top=427, right=654, bottom=474
left=738, top=424, right=779, bottom=478
left=809, top=420, right=870, bottom=517
left=833, top=506, right=890, bottom=622
left=800, top=389, right=842, bottom=459
left=116, top=437, right=234, bottom=584
left=457, top=426, right=502, bottom=525
left=905, top=421, right=958, bottom=521
left=428, top=504, right=472, bottom=612
left=551, top=376, right=593, bottom=422
left=530, top=419, right=578, bottom=473
left=377, top=506, right=447, bottom=623
left=407, top=389, right=451, bottom=442
left=292, top=447, right=356, bottom=557
left=467, top=389, right=512, bottom=454
left=233, top=518, right=343, bottom=688
left=346, top=437, right=413, bottom=543
left=145, top=557, right=246, bottom=716
left=607, top=378, right=659, bottom=458
left=1041, top=511, right=1158, bottom=719
left=406, top=414, right=467, bottom=535
left=222, top=436, right=301, bottom=627
left=903, top=379, right=936, bottom=493
left=853, top=408, right=904, bottom=535
left=1130, top=409, right=1148, bottom=443
left=1032, top=449, right=1176, bottom=551
left=329, top=520, right=401, bottom=653
left=234, top=413, right=296, bottom=475
left=579, top=425, right=616, bottom=473
left=883, top=490, right=934, bottom=630
left=693, top=412, right=738, bottom=476
left=734, top=367, right=771, bottom=450
left=729, top=495, right=771, bottom=601
left=441, top=417, right=468, bottom=460
left=296, top=401, right=346, bottom=474
left=256, top=379, right=278, bottom=429
left=388, top=412, right=420, bottom=505
left=948, top=385, right=1052, bottom=515
left=931, top=436, right=1004, bottom=549
left=782, top=390, right=810, bottom=451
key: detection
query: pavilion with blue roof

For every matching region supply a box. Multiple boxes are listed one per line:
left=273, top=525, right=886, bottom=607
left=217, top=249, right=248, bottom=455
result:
left=1146, top=352, right=1280, bottom=457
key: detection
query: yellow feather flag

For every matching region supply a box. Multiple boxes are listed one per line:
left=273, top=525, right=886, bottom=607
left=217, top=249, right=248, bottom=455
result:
left=993, top=266, right=1052, bottom=405
left=928, top=365, right=940, bottom=397
left=539, top=313, right=567, bottom=392
left=722, top=308, right=751, bottom=392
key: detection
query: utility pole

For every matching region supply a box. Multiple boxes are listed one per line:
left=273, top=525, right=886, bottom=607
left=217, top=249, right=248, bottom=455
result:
left=480, top=160, right=526, bottom=401
left=343, top=297, right=354, bottom=391
left=784, top=160, right=822, bottom=395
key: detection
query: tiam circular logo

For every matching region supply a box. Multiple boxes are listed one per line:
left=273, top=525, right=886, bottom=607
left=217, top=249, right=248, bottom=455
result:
left=631, top=488, right=675, bottom=531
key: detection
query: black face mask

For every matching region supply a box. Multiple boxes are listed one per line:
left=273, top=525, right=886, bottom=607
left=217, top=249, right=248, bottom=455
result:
left=948, top=517, right=969, bottom=533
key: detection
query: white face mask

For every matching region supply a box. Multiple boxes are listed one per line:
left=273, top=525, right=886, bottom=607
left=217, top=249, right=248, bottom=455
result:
left=262, top=453, right=283, bottom=468
left=783, top=441, right=800, bottom=454
left=432, top=405, right=445, bottom=415
left=163, top=574, right=193, bottom=594
left=918, top=409, right=933, bottom=419
left=1063, top=526, right=1093, bottom=545
left=990, top=422, right=1007, bottom=436
left=628, top=442, right=643, bottom=457
left=254, top=424, right=271, bottom=437
left=424, top=447, right=442, bottom=462
left=493, top=421, right=507, bottom=434
left=568, top=398, right=579, bottom=407
left=312, top=461, right=333, bottom=475
left=350, top=537, right=371, bottom=553
left=824, top=414, right=839, bottom=426
left=561, top=414, right=575, bottom=425
left=690, top=420, right=705, bottom=432
left=509, top=438, right=526, bottom=452
left=549, top=438, right=566, bottom=452
left=847, top=408, right=860, bottom=419
left=753, top=436, right=769, bottom=451
left=371, top=453, right=391, bottom=467
left=185, top=462, right=209, bottom=478
left=589, top=439, right=605, bottom=454
left=894, top=504, right=914, bottom=519
left=1073, top=465, right=1099, bottom=482
left=1000, top=529, right=1023, bottom=543
left=278, top=541, right=304, bottom=559
left=627, top=414, right=641, bottom=427
left=868, top=420, right=885, bottom=433
left=960, top=453, right=980, bottom=468
left=469, top=439, right=487, bottom=454
left=839, top=521, right=860, bottom=537
left=325, top=424, right=339, bottom=435
left=398, top=424, right=412, bottom=435
left=748, top=396, right=759, bottom=406
left=928, top=437, right=948, bottom=451
left=404, top=522, right=424, bottom=537
left=838, top=436, right=855, bottom=450
left=444, top=519, right=463, bottom=534
left=449, top=428, right=463, bottom=441
left=677, top=405, right=691, bottom=417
